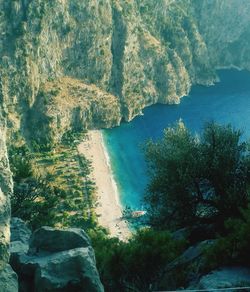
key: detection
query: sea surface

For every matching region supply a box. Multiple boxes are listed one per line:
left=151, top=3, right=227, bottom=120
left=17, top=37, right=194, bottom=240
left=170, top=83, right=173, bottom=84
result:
left=103, top=70, right=250, bottom=209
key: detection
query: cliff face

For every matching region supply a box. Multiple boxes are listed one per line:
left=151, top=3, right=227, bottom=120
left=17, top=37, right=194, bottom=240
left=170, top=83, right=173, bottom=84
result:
left=28, top=77, right=121, bottom=147
left=0, top=114, right=12, bottom=270
left=195, top=0, right=250, bottom=71
left=1, top=0, right=250, bottom=273
left=1, top=0, right=250, bottom=147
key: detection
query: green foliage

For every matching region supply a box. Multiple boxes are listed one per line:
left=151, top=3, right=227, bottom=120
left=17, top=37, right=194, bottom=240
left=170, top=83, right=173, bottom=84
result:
left=90, top=228, right=186, bottom=291
left=8, top=145, right=34, bottom=181
left=61, top=130, right=87, bottom=146
left=9, top=139, right=97, bottom=230
left=144, top=121, right=250, bottom=230
left=0, top=243, right=9, bottom=270
left=31, top=137, right=54, bottom=152
left=205, top=206, right=250, bottom=270
left=11, top=175, right=63, bottom=229
left=9, top=145, right=58, bottom=228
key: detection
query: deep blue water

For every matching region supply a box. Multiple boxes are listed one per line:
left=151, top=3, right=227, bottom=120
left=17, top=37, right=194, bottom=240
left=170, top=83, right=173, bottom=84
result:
left=103, top=70, right=250, bottom=209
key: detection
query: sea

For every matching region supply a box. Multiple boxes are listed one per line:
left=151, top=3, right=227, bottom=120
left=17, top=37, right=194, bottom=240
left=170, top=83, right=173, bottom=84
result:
left=103, top=70, right=250, bottom=210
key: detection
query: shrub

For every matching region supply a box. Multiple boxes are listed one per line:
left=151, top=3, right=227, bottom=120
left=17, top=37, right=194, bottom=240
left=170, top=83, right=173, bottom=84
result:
left=91, top=228, right=186, bottom=291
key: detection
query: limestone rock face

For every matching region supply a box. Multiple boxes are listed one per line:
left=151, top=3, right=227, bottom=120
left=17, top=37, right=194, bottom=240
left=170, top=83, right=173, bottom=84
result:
left=28, top=77, right=122, bottom=146
left=11, top=225, right=104, bottom=292
left=195, top=0, right=250, bottom=71
left=0, top=120, right=13, bottom=270
left=1, top=0, right=250, bottom=147
left=0, top=264, right=18, bottom=292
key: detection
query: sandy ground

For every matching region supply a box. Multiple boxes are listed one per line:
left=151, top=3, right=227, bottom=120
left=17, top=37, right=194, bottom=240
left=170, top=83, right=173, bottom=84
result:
left=77, top=130, right=131, bottom=241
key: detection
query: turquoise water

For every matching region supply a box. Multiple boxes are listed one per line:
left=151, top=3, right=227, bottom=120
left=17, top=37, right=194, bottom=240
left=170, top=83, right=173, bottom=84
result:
left=103, top=70, right=250, bottom=209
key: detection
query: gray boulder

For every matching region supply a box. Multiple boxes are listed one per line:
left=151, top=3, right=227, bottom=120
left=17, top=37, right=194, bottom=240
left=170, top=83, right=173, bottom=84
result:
left=171, top=227, right=190, bottom=241
left=18, top=247, right=104, bottom=292
left=10, top=218, right=31, bottom=271
left=194, top=267, right=250, bottom=290
left=29, top=227, right=91, bottom=253
left=11, top=217, right=32, bottom=244
left=12, top=226, right=104, bottom=292
left=168, top=240, right=215, bottom=269
left=0, top=264, right=18, bottom=292
left=10, top=240, right=29, bottom=256
left=157, top=240, right=216, bottom=290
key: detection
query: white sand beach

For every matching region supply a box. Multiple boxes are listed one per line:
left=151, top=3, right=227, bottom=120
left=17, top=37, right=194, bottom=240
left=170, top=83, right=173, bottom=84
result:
left=78, top=130, right=131, bottom=241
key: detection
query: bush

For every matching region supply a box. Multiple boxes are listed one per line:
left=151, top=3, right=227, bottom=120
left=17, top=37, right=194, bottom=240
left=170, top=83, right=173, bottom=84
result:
left=90, top=228, right=186, bottom=291
left=11, top=175, right=62, bottom=229
left=61, top=130, right=87, bottom=146
left=205, top=206, right=250, bottom=270
left=8, top=145, right=33, bottom=181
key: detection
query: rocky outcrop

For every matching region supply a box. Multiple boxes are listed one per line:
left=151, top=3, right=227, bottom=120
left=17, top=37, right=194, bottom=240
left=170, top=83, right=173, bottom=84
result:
left=195, top=0, right=250, bottom=71
left=0, top=115, right=13, bottom=272
left=18, top=247, right=103, bottom=292
left=0, top=264, right=18, bottom=292
left=11, top=217, right=32, bottom=245
left=29, top=226, right=91, bottom=253
left=10, top=218, right=31, bottom=272
left=10, top=223, right=104, bottom=292
left=157, top=240, right=216, bottom=290
left=27, top=77, right=122, bottom=147
left=189, top=267, right=250, bottom=290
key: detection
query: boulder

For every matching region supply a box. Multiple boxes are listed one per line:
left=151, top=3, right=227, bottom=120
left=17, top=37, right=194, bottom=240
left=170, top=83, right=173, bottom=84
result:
left=10, top=218, right=31, bottom=271
left=0, top=264, right=18, bottom=292
left=12, top=226, right=104, bottom=292
left=168, top=240, right=215, bottom=269
left=17, top=247, right=104, bottom=292
left=11, top=218, right=32, bottom=244
left=171, top=224, right=216, bottom=244
left=29, top=227, right=91, bottom=253
left=171, top=228, right=190, bottom=241
left=157, top=240, right=216, bottom=290
left=10, top=240, right=29, bottom=256
left=194, top=267, right=250, bottom=290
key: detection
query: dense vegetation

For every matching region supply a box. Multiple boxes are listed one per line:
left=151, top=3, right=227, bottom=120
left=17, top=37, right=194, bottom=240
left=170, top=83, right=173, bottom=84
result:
left=142, top=121, right=250, bottom=287
left=8, top=122, right=250, bottom=291
left=8, top=132, right=98, bottom=230
left=90, top=228, right=186, bottom=292
left=144, top=121, right=250, bottom=231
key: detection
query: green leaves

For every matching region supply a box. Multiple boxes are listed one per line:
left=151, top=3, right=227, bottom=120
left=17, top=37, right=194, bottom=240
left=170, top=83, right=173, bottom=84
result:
left=144, top=122, right=250, bottom=230
left=91, top=228, right=185, bottom=291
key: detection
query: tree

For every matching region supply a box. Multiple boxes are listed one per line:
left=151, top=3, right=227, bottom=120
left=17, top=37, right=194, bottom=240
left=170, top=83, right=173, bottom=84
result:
left=144, top=121, right=250, bottom=230
left=8, top=144, right=33, bottom=181
left=11, top=175, right=61, bottom=229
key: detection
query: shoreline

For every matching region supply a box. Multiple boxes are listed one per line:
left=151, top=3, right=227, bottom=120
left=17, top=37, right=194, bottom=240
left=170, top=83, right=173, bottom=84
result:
left=77, top=130, right=131, bottom=241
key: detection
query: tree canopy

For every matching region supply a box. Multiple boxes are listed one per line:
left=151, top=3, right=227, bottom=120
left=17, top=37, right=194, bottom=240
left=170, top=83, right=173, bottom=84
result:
left=144, top=121, right=250, bottom=230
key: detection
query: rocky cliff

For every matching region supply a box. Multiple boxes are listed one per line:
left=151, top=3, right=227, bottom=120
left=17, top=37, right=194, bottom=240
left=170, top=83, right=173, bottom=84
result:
left=0, top=114, right=12, bottom=269
left=1, top=0, right=250, bottom=287
left=1, top=0, right=250, bottom=146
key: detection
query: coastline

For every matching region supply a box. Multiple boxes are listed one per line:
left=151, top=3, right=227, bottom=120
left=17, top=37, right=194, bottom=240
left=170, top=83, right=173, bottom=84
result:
left=77, top=130, right=131, bottom=241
